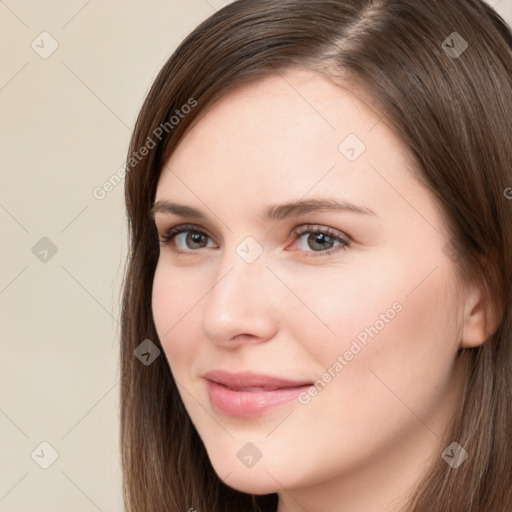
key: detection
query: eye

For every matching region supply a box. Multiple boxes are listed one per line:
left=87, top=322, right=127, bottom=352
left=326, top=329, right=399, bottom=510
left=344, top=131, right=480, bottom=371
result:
left=290, top=225, right=350, bottom=257
left=158, top=224, right=216, bottom=254
left=158, top=223, right=350, bottom=257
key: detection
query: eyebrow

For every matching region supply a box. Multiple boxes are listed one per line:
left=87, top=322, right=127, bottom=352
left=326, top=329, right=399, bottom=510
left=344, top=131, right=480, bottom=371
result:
left=150, top=198, right=378, bottom=222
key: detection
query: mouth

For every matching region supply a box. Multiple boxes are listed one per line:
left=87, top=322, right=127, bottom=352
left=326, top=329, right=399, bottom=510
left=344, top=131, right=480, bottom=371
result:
left=203, top=369, right=314, bottom=417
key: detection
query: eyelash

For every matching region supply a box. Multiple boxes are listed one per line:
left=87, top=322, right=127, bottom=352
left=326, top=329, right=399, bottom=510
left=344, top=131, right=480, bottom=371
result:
left=157, top=223, right=350, bottom=258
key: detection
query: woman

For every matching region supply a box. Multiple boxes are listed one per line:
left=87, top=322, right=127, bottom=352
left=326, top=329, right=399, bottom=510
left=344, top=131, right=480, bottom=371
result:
left=120, top=1, right=512, bottom=511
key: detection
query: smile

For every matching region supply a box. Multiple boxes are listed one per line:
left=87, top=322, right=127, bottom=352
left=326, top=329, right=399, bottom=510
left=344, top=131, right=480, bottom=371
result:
left=203, top=369, right=314, bottom=417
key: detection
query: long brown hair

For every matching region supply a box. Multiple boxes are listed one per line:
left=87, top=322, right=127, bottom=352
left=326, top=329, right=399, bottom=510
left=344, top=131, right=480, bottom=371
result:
left=120, top=1, right=512, bottom=510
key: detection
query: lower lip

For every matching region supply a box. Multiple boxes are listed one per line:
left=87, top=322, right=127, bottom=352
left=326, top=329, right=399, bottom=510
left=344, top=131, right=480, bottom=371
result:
left=206, top=380, right=312, bottom=417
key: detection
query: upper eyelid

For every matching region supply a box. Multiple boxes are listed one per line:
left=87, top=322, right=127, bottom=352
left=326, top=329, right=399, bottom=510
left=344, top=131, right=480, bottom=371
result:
left=158, top=223, right=217, bottom=241
left=155, top=219, right=216, bottom=237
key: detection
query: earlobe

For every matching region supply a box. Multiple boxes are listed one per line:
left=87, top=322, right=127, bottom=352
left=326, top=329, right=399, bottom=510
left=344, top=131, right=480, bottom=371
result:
left=459, top=280, right=499, bottom=349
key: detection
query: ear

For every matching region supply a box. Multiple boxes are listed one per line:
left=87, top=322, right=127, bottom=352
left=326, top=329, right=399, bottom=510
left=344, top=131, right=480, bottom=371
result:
left=460, top=278, right=500, bottom=349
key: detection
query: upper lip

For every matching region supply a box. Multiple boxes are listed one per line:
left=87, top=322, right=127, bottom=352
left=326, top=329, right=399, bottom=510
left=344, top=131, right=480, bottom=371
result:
left=203, top=369, right=313, bottom=391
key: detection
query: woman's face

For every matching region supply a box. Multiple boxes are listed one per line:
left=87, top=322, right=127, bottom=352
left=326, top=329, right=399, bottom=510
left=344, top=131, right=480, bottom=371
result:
left=151, top=68, right=468, bottom=508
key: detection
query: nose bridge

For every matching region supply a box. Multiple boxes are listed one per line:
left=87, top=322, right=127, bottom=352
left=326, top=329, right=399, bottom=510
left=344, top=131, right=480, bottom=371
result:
left=201, top=237, right=279, bottom=343
left=212, top=234, right=270, bottom=303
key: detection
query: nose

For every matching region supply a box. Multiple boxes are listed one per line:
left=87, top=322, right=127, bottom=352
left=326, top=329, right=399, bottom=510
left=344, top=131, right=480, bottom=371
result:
left=201, top=247, right=280, bottom=349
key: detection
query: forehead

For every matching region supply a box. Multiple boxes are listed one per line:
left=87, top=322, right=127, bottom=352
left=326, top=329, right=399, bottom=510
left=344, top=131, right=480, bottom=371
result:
left=171, top=68, right=387, bottom=167
left=155, top=67, right=436, bottom=232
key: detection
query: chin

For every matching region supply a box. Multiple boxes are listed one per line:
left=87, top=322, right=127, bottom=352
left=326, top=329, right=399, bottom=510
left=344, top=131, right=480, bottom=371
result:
left=219, top=469, right=281, bottom=495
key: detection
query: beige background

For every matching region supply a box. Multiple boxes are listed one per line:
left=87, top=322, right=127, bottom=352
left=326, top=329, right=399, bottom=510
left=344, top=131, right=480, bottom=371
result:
left=1, top=1, right=510, bottom=510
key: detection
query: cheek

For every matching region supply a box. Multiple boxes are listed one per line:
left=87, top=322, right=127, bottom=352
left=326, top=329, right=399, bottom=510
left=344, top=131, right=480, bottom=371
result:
left=280, top=261, right=406, bottom=367
left=368, top=272, right=460, bottom=407
left=151, top=264, right=202, bottom=372
left=318, top=263, right=460, bottom=427
left=297, top=250, right=460, bottom=401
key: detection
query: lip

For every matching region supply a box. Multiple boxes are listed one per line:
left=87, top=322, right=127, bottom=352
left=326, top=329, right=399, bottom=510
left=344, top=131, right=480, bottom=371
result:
left=203, top=369, right=313, bottom=417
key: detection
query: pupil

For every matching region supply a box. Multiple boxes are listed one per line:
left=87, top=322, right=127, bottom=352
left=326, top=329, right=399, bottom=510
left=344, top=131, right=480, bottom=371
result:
left=189, top=232, right=204, bottom=247
left=310, top=233, right=332, bottom=251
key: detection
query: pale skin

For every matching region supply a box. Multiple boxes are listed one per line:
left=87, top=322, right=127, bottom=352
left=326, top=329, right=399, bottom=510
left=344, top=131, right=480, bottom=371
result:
left=151, top=67, right=493, bottom=512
